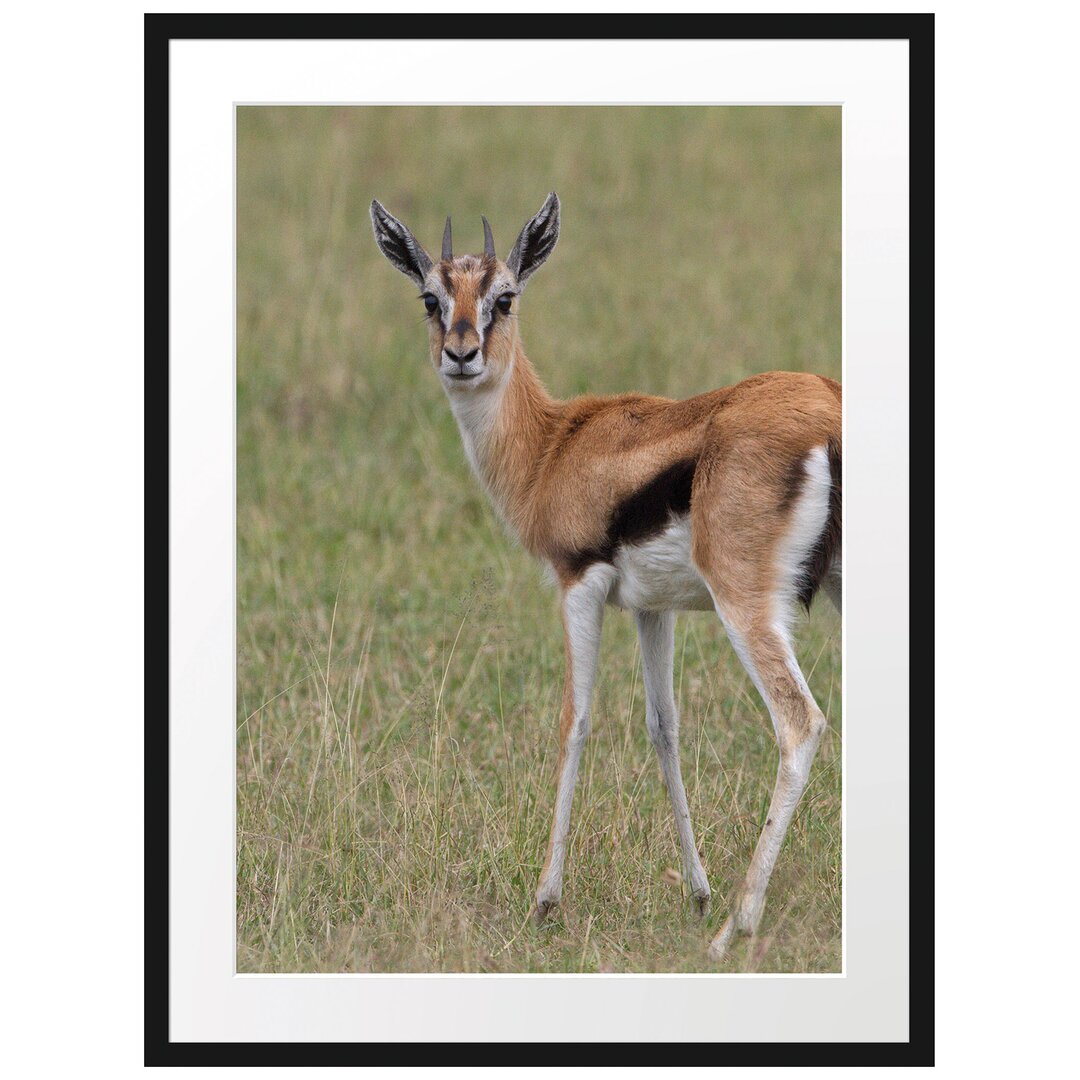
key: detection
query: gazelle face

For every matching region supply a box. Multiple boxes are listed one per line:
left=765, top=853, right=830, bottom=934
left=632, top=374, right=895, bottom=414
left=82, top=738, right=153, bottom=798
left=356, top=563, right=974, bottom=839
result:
left=421, top=256, right=519, bottom=388
left=371, top=193, right=561, bottom=394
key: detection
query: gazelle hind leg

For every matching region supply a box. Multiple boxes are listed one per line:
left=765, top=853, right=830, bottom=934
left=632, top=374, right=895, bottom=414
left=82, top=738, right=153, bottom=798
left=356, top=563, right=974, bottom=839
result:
left=533, top=565, right=610, bottom=924
left=706, top=616, right=826, bottom=959
left=635, top=610, right=710, bottom=914
left=690, top=439, right=837, bottom=959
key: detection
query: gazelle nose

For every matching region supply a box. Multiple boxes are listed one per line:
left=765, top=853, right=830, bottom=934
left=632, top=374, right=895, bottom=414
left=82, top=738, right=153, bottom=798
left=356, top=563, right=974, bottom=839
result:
left=444, top=346, right=479, bottom=365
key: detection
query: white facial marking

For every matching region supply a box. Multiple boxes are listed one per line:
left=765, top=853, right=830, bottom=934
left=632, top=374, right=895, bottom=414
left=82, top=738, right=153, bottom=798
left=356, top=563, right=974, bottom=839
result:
left=478, top=280, right=516, bottom=349
left=423, top=273, right=451, bottom=331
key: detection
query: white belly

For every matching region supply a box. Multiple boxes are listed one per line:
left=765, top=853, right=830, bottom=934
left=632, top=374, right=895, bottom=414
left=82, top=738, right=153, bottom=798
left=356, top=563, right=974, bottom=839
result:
left=608, top=516, right=714, bottom=612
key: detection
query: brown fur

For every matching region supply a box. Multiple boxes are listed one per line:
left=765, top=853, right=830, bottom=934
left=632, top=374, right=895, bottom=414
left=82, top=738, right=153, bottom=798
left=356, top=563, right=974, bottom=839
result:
left=428, top=257, right=841, bottom=615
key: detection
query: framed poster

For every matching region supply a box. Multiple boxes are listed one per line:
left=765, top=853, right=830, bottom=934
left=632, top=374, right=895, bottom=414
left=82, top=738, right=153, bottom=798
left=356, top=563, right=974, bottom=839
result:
left=150, top=12, right=932, bottom=1063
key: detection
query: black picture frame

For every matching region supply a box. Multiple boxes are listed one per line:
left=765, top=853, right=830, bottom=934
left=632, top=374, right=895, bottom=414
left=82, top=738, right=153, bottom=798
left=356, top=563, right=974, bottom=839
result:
left=146, top=12, right=934, bottom=1065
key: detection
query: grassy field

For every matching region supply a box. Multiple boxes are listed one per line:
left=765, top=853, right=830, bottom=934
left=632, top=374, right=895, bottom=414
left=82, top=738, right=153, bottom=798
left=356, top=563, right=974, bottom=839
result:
left=236, top=106, right=841, bottom=973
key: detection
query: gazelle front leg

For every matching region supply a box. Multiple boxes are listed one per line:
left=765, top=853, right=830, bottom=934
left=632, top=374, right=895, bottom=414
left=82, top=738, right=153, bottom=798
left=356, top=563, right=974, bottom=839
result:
left=533, top=566, right=610, bottom=924
left=635, top=610, right=711, bottom=914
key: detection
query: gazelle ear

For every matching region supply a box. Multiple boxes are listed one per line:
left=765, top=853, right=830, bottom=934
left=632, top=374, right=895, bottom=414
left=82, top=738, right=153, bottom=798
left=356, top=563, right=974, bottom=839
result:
left=506, top=192, right=560, bottom=285
left=370, top=200, right=433, bottom=286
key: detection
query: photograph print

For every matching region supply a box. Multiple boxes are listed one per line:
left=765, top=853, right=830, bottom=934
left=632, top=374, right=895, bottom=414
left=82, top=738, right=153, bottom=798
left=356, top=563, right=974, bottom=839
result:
left=236, top=105, right=842, bottom=974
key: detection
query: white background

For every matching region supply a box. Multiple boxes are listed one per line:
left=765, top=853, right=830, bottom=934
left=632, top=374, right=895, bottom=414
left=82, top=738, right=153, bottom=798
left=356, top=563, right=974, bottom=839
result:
left=2, top=0, right=1078, bottom=1074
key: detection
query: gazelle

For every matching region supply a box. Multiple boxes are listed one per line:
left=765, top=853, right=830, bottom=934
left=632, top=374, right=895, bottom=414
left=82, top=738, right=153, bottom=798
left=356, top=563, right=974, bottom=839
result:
left=371, top=193, right=841, bottom=960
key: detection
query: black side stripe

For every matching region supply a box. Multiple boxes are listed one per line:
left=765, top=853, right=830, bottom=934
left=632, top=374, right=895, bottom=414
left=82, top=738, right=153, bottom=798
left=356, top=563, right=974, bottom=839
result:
left=564, top=458, right=697, bottom=575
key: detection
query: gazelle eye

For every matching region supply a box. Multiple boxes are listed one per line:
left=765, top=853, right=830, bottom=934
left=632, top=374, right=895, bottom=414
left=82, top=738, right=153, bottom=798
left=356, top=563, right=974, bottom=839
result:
left=422, top=294, right=439, bottom=315
left=495, top=294, right=513, bottom=314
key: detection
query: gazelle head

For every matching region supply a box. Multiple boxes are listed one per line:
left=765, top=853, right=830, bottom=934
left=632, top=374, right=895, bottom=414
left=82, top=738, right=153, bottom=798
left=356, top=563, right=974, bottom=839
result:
left=371, top=193, right=560, bottom=390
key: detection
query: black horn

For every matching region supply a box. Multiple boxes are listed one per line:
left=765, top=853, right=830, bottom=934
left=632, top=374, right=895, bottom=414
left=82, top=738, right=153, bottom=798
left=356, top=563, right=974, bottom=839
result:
left=482, top=215, right=495, bottom=258
left=442, top=216, right=453, bottom=261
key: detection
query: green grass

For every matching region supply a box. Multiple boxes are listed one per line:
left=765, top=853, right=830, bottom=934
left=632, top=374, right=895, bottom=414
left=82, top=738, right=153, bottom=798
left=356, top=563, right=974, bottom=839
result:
left=237, top=106, right=842, bottom=973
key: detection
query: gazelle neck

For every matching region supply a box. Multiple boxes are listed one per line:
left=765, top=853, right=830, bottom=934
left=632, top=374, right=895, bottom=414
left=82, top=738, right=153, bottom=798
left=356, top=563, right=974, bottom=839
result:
left=445, top=341, right=561, bottom=542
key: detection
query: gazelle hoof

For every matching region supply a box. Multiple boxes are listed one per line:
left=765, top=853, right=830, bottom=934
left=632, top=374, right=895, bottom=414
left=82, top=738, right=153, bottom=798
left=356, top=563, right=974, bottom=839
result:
left=692, top=890, right=711, bottom=917
left=707, top=918, right=737, bottom=961
left=532, top=897, right=558, bottom=926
